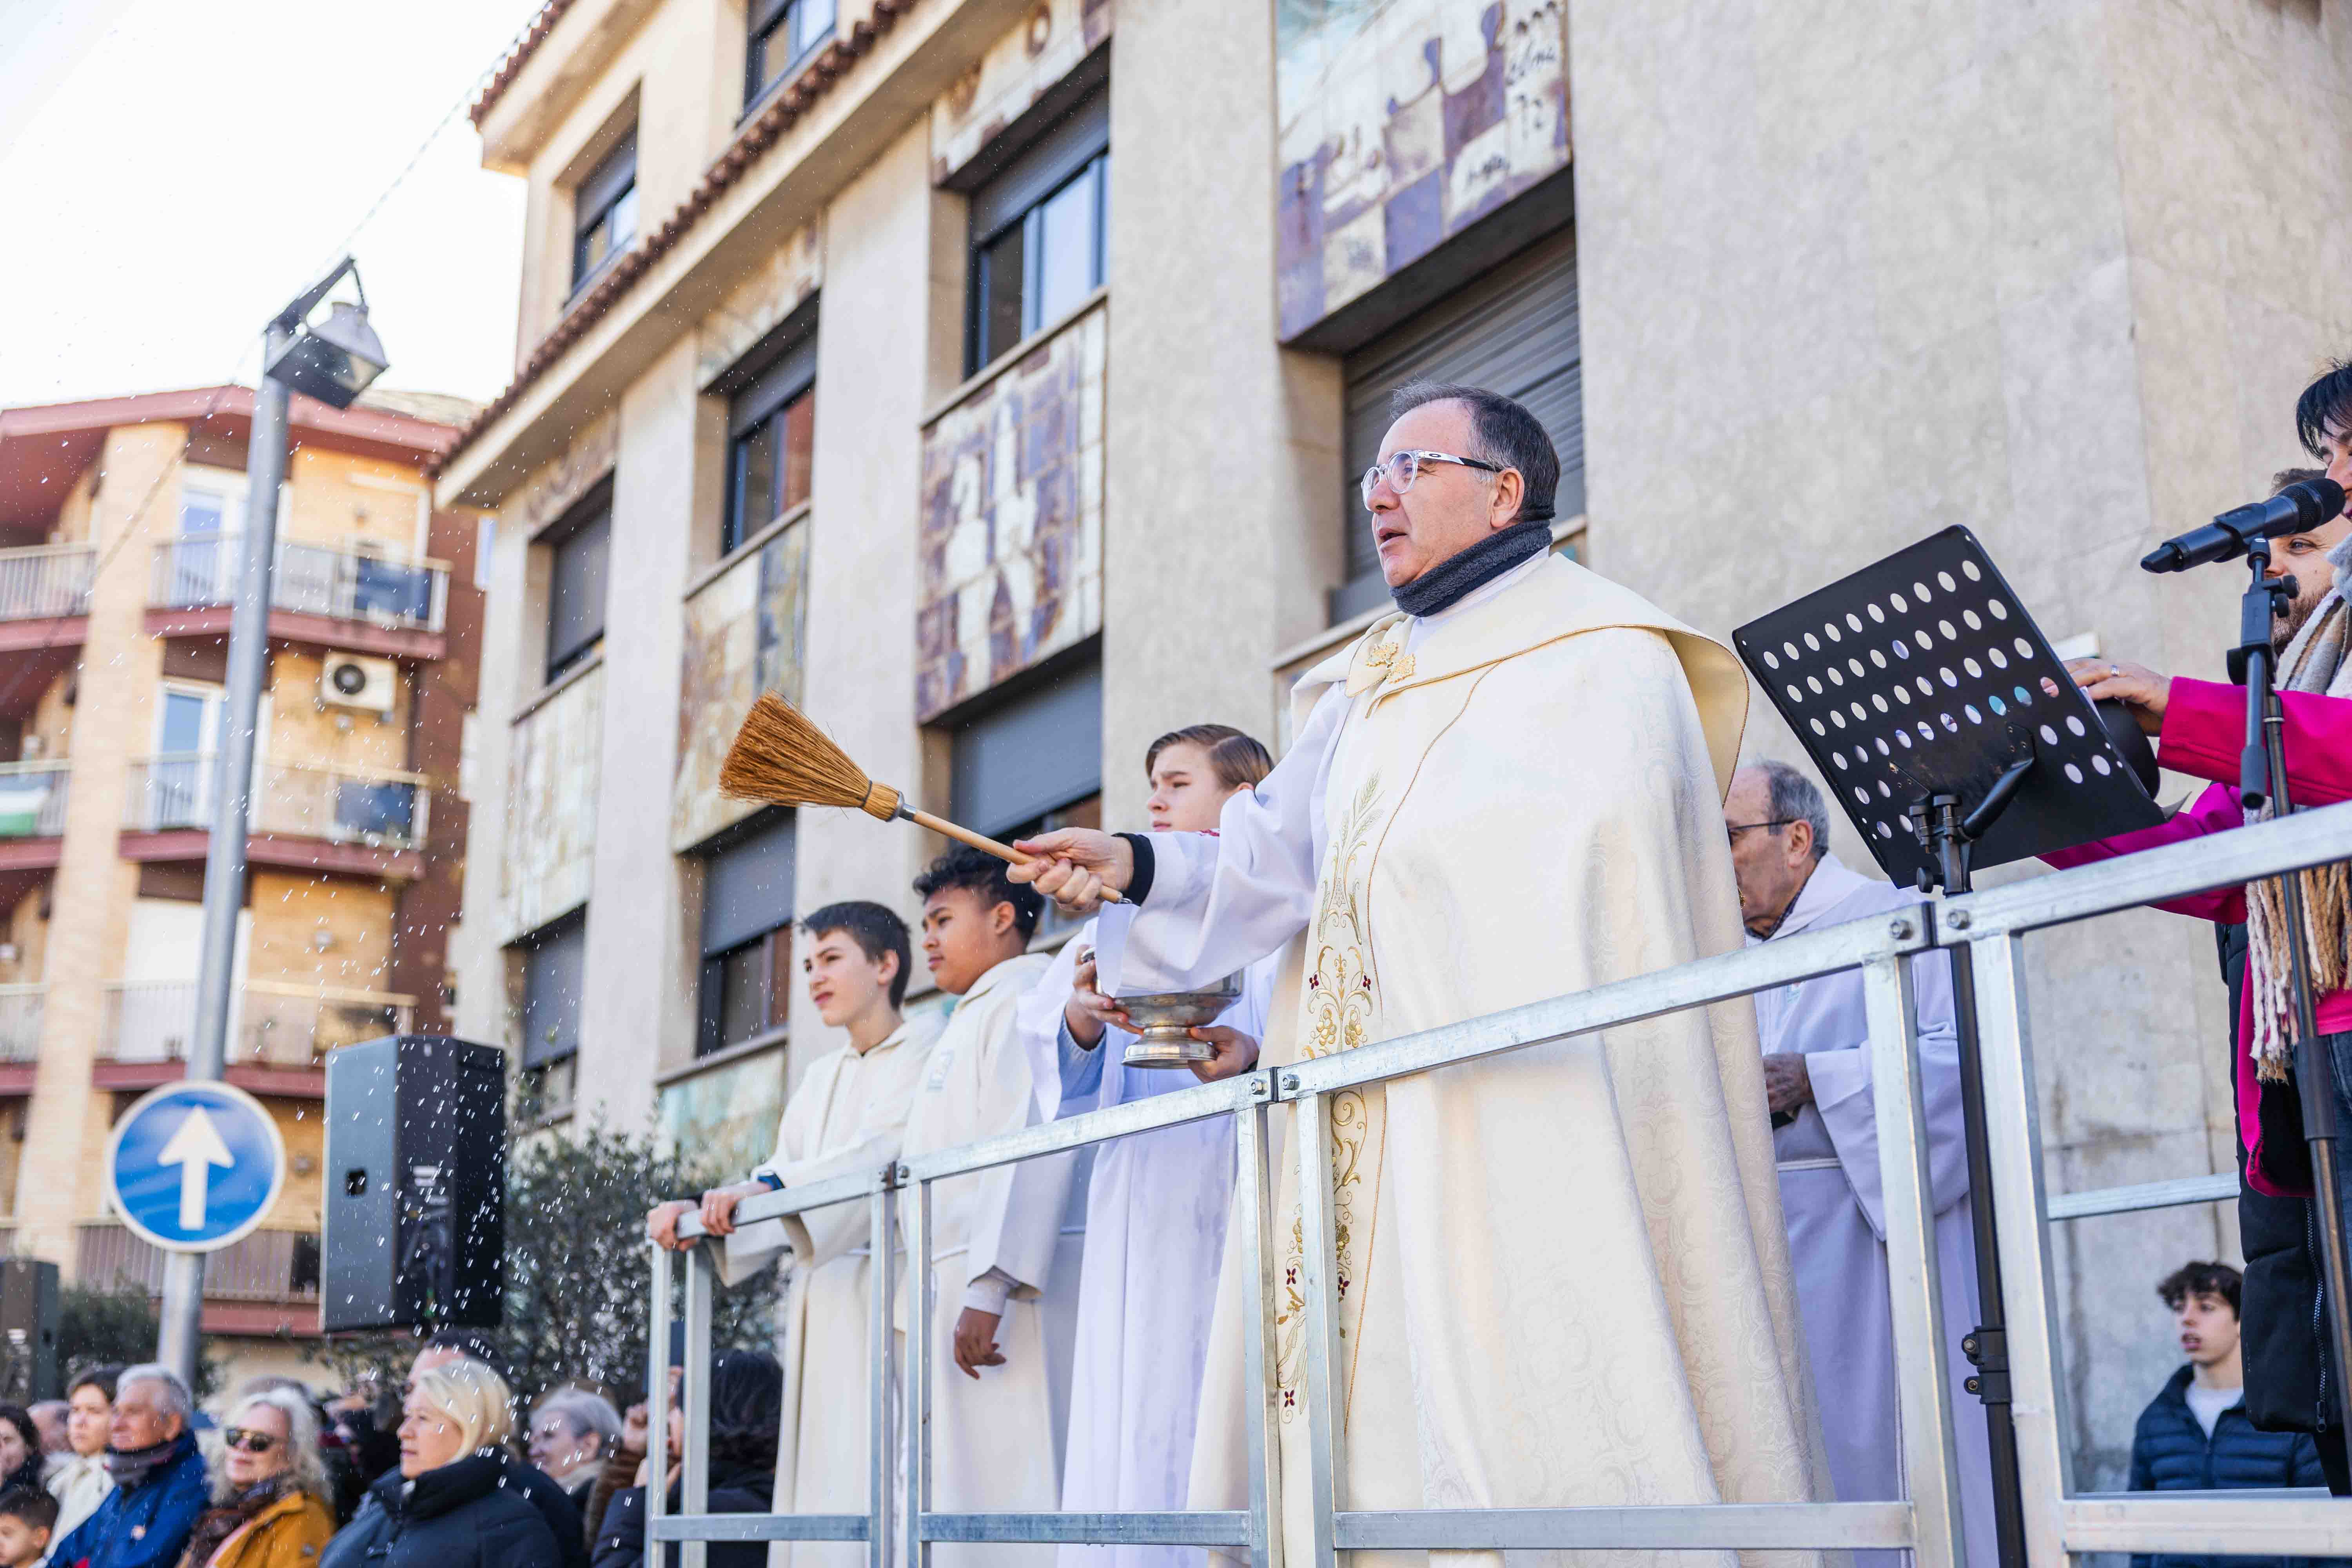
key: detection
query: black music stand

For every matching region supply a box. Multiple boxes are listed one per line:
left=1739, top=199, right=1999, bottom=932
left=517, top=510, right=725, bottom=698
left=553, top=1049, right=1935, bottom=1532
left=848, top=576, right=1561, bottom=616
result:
left=1735, top=526, right=2163, bottom=1568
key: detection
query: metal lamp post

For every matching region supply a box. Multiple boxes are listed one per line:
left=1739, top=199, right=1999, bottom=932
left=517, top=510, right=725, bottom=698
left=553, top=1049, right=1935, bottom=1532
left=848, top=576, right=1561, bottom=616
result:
left=154, top=258, right=388, bottom=1385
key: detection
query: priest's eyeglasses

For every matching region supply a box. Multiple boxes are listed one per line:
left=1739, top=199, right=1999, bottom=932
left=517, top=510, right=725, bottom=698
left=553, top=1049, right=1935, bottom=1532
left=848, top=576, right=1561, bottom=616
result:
left=1359, top=449, right=1504, bottom=507
left=1726, top=818, right=1797, bottom=845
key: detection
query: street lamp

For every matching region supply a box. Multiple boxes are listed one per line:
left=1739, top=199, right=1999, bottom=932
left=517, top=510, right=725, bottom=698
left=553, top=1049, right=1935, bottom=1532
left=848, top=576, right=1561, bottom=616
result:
left=155, top=256, right=390, bottom=1386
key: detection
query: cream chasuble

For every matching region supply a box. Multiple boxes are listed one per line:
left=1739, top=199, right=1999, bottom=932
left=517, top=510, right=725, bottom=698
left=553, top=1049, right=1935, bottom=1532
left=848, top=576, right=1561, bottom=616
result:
left=1102, top=553, right=1828, bottom=1568
left=900, top=951, right=1085, bottom=1568
left=717, top=1012, right=946, bottom=1568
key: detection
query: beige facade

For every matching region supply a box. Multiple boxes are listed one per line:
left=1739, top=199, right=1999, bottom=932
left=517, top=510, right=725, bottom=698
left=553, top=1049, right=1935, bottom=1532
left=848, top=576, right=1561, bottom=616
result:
left=441, top=0, right=2352, bottom=1489
left=0, top=387, right=486, bottom=1378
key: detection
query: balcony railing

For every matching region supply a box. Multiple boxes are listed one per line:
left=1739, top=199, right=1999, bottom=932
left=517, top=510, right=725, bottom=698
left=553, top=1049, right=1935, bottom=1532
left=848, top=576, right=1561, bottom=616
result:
left=100, top=979, right=412, bottom=1068
left=149, top=534, right=447, bottom=634
left=0, top=545, right=95, bottom=622
left=76, top=1222, right=319, bottom=1302
left=123, top=755, right=426, bottom=848
left=0, top=986, right=43, bottom=1063
left=0, top=761, right=67, bottom=839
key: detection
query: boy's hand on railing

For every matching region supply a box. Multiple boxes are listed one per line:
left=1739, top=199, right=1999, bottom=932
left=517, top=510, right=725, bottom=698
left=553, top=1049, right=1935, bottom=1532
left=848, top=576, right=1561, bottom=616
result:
left=1187, top=1027, right=1260, bottom=1083
left=699, top=1181, right=767, bottom=1237
left=645, top=1200, right=695, bottom=1251
left=952, top=1308, right=1006, bottom=1379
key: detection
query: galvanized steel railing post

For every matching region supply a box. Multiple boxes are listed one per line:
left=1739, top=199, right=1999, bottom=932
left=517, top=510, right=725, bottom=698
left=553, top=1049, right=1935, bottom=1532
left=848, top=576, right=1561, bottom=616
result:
left=1234, top=1083, right=1286, bottom=1568
left=1962, top=932, right=2072, bottom=1568
left=871, top=1180, right=900, bottom=1568
left=1860, top=949, right=1963, bottom=1568
left=647, top=1243, right=673, bottom=1541
left=1292, top=1088, right=1345, bottom=1568
left=906, top=1172, right=933, bottom=1568
left=682, top=1244, right=713, bottom=1568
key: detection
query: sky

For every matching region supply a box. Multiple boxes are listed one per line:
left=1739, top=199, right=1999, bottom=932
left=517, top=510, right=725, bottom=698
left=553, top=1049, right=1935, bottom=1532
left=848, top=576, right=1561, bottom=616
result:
left=0, top=0, right=548, bottom=411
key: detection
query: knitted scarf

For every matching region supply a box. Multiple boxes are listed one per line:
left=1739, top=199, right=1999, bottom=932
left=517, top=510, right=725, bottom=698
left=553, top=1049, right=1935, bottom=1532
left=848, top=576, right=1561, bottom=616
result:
left=2247, top=534, right=2352, bottom=1080
left=1391, top=517, right=1553, bottom=616
left=184, top=1477, right=291, bottom=1568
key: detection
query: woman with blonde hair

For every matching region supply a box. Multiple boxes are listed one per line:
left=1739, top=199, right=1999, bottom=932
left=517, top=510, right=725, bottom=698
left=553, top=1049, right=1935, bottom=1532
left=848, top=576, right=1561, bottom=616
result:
left=318, top=1362, right=558, bottom=1568
left=176, top=1388, right=334, bottom=1568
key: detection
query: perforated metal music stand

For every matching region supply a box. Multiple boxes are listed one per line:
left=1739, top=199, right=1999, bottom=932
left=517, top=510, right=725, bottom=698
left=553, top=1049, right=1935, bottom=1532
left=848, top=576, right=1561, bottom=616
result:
left=1734, top=525, right=2164, bottom=1568
left=1735, top=526, right=2162, bottom=886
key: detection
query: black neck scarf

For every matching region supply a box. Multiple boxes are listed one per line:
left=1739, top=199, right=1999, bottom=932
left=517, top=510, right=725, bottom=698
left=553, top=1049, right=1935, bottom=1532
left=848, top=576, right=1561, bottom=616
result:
left=1391, top=516, right=1552, bottom=617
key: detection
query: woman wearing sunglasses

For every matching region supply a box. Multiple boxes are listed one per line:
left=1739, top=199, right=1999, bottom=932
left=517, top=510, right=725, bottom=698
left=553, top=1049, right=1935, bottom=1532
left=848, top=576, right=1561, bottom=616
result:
left=175, top=1390, right=333, bottom=1568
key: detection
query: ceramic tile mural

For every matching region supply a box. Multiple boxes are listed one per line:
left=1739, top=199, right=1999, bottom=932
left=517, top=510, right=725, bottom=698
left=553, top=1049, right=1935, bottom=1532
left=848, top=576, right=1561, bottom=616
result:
left=502, top=661, right=601, bottom=940
left=916, top=303, right=1104, bottom=722
left=659, top=1053, right=784, bottom=1178
left=696, top=221, right=823, bottom=388
left=931, top=0, right=1111, bottom=184
left=1274, top=0, right=1568, bottom=338
left=673, top=520, right=809, bottom=849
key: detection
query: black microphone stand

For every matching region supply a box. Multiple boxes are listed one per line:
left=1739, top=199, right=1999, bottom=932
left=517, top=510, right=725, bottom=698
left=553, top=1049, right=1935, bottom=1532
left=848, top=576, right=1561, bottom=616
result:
left=2229, top=536, right=2352, bottom=1445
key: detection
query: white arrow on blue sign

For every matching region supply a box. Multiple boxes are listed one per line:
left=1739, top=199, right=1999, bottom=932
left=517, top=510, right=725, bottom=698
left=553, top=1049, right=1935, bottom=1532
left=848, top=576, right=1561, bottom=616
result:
left=105, top=1082, right=286, bottom=1252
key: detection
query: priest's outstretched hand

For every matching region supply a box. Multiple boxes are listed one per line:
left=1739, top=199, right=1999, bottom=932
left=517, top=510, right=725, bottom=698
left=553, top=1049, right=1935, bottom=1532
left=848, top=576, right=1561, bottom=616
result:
left=953, top=1308, right=1006, bottom=1379
left=1009, top=828, right=1134, bottom=913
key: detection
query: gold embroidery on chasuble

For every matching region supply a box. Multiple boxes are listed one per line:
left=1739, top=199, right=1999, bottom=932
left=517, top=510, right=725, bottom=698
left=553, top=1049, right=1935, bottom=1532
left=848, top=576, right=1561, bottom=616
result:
left=1275, top=771, right=1387, bottom=1426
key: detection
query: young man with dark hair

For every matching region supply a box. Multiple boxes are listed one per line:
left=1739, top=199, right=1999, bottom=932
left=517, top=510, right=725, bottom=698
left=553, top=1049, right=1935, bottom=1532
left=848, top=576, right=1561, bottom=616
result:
left=2127, top=1260, right=2324, bottom=1565
left=646, top=899, right=938, bottom=1568
left=901, top=847, right=1074, bottom=1568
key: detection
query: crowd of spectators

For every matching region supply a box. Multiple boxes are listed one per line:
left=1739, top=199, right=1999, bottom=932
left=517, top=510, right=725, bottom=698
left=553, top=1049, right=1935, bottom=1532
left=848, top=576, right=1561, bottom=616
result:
left=6, top=1331, right=773, bottom=1568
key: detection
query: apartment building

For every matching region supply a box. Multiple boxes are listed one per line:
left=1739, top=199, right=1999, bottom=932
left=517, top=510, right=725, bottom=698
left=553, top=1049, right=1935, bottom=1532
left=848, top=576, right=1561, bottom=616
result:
left=0, top=387, right=484, bottom=1379
left=435, top=0, right=2352, bottom=1487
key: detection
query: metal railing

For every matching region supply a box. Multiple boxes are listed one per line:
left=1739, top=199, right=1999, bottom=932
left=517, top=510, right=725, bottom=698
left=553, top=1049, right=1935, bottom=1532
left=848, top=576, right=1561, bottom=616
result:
left=123, top=753, right=426, bottom=848
left=149, top=533, right=448, bottom=634
left=0, top=544, right=94, bottom=621
left=77, top=1222, right=320, bottom=1301
left=0, top=985, right=43, bottom=1062
left=101, top=979, right=411, bottom=1067
left=648, top=800, right=2352, bottom=1568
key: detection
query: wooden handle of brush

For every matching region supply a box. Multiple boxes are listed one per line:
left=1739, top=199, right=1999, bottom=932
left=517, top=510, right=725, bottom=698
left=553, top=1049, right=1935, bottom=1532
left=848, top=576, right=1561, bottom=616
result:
left=903, top=807, right=1128, bottom=905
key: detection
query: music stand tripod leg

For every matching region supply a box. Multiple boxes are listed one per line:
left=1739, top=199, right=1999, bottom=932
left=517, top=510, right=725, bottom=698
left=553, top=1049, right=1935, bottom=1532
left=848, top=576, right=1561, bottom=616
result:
left=1915, top=794, right=2029, bottom=1568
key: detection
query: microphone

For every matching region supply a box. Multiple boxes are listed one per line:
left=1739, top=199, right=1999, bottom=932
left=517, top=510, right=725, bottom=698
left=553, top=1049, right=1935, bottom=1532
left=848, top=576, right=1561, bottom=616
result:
left=2141, top=477, right=2346, bottom=573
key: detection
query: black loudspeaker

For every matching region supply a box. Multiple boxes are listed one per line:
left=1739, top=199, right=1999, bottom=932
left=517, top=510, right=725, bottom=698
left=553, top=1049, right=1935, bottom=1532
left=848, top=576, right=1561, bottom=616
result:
left=0, top=1259, right=58, bottom=1402
left=323, top=1035, right=506, bottom=1332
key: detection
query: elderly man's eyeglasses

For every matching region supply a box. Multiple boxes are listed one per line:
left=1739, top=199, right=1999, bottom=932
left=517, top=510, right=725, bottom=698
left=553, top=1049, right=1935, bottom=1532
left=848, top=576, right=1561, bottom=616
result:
left=1726, top=818, right=1796, bottom=845
left=1359, top=449, right=1503, bottom=508
left=222, top=1428, right=280, bottom=1454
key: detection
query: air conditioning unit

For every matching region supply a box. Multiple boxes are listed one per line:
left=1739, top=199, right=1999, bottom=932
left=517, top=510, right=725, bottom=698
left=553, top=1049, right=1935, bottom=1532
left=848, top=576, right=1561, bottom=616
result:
left=321, top=652, right=398, bottom=713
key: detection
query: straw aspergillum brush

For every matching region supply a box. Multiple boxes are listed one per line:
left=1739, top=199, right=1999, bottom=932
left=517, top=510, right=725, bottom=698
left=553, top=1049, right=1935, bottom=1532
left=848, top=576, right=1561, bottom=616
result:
left=718, top=693, right=1125, bottom=902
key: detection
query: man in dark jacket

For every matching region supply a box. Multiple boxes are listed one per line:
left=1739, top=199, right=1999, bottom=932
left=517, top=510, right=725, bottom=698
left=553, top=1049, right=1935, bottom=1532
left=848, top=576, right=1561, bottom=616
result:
left=47, top=1364, right=208, bottom=1568
left=2128, top=1260, right=2329, bottom=1568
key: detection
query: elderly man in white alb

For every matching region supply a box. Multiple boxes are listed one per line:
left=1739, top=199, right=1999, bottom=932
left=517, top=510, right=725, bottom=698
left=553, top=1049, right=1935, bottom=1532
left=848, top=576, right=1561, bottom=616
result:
left=1725, top=759, right=1991, bottom=1568
left=1012, top=381, right=1827, bottom=1568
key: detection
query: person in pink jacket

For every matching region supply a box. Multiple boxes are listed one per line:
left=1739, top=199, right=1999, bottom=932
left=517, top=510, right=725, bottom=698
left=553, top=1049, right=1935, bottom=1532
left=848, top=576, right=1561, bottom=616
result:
left=2048, top=360, right=2352, bottom=1486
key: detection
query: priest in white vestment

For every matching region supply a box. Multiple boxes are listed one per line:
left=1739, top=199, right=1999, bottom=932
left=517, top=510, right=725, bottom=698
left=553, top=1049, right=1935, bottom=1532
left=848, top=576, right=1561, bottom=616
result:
left=905, top=848, right=1084, bottom=1568
left=1726, top=762, right=1993, bottom=1568
left=1014, top=383, right=1828, bottom=1568
left=645, top=902, right=942, bottom=1568
left=1013, top=727, right=1282, bottom=1568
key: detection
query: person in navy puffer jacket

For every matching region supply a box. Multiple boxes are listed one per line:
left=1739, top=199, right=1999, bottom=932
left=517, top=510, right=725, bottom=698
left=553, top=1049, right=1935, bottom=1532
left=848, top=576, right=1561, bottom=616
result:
left=48, top=1365, right=208, bottom=1568
left=2127, top=1261, right=2333, bottom=1568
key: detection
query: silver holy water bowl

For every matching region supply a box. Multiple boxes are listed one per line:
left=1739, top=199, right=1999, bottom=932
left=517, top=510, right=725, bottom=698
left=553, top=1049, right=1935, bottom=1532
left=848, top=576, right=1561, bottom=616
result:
left=1118, top=972, right=1243, bottom=1069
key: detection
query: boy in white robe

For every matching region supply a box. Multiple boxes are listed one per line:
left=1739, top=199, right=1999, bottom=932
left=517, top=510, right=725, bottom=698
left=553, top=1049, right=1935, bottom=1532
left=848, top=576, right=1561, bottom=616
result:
left=646, top=901, right=941, bottom=1568
left=1012, top=727, right=1278, bottom=1568
left=904, top=848, right=1080, bottom=1568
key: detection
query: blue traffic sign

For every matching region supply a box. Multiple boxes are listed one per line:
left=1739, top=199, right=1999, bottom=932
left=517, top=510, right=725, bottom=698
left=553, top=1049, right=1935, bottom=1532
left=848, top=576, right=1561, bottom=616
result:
left=105, top=1082, right=286, bottom=1252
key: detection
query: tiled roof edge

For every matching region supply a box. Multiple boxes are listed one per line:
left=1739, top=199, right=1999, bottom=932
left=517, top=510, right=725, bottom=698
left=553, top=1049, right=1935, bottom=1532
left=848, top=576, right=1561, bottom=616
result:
left=435, top=0, right=911, bottom=480
left=470, top=0, right=585, bottom=129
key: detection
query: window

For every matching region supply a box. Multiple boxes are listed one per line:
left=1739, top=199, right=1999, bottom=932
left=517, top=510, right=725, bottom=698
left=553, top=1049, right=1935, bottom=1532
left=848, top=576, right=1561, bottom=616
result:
left=1334, top=225, right=1584, bottom=622
left=697, top=812, right=796, bottom=1056
left=545, top=487, right=611, bottom=684
left=571, top=129, right=639, bottom=292
left=949, top=660, right=1101, bottom=940
left=519, top=911, right=587, bottom=1068
left=965, top=91, right=1109, bottom=374
left=723, top=329, right=818, bottom=555
left=746, top=0, right=836, bottom=109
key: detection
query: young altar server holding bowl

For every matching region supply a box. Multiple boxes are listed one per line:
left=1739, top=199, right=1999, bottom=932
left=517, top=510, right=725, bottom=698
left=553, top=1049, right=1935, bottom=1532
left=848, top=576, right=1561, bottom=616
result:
left=903, top=849, right=1082, bottom=1568
left=1014, top=381, right=1830, bottom=1568
left=644, top=902, right=941, bottom=1568
left=1013, top=725, right=1279, bottom=1568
